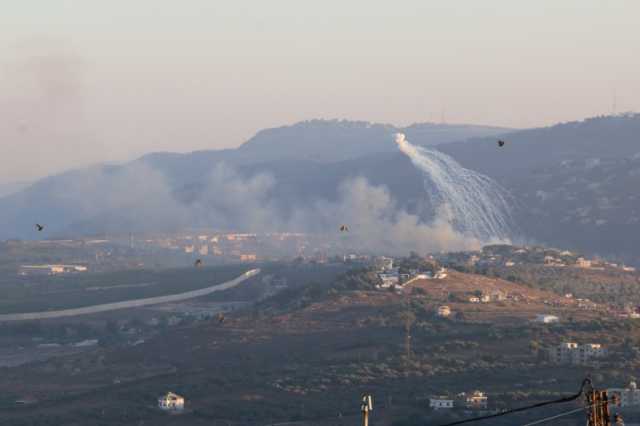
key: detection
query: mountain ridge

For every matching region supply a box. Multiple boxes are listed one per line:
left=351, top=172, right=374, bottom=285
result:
left=2, top=114, right=640, bottom=262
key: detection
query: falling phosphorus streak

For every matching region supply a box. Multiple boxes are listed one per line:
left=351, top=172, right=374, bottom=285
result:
left=395, top=133, right=514, bottom=243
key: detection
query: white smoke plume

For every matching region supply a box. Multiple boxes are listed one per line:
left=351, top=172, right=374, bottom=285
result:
left=395, top=132, right=514, bottom=243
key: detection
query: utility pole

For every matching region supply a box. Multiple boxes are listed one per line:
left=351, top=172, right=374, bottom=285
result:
left=361, top=394, right=373, bottom=426
left=586, top=388, right=612, bottom=426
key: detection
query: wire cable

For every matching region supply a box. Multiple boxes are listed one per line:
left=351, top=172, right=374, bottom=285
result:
left=523, top=399, right=610, bottom=426
left=434, top=379, right=592, bottom=426
left=521, top=406, right=589, bottom=426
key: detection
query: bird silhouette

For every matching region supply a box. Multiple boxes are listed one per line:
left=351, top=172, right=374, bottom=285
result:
left=497, top=140, right=505, bottom=147
left=35, top=224, right=44, bottom=232
left=339, top=225, right=349, bottom=232
left=194, top=259, right=203, bottom=267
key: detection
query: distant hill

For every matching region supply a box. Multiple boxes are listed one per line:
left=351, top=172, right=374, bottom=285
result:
left=234, top=119, right=510, bottom=163
left=2, top=115, right=640, bottom=263
left=0, top=120, right=507, bottom=239
left=440, top=114, right=640, bottom=178
left=136, top=120, right=510, bottom=181
left=0, top=181, right=31, bottom=198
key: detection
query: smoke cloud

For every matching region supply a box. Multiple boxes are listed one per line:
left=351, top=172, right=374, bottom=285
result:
left=54, top=156, right=488, bottom=254
left=31, top=157, right=483, bottom=254
left=295, top=177, right=482, bottom=253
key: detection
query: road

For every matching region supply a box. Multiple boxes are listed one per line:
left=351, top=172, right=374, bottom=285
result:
left=0, top=268, right=260, bottom=322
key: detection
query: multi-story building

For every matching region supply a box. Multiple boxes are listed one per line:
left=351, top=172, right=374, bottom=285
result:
left=548, top=342, right=606, bottom=365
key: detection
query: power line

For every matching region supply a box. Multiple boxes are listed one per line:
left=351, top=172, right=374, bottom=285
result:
left=523, top=403, right=605, bottom=426
left=435, top=379, right=592, bottom=426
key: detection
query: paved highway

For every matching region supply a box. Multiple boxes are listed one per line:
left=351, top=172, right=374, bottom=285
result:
left=0, top=269, right=260, bottom=322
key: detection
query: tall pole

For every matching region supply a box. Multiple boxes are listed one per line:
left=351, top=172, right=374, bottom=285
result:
left=361, top=395, right=373, bottom=426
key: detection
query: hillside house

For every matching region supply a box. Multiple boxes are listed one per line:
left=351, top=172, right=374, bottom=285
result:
left=434, top=268, right=448, bottom=279
left=378, top=272, right=399, bottom=288
left=465, top=391, right=488, bottom=409
left=577, top=298, right=597, bottom=310
left=576, top=257, right=592, bottom=268
left=158, top=392, right=185, bottom=412
left=534, top=314, right=559, bottom=324
left=437, top=306, right=451, bottom=317
left=374, top=256, right=394, bottom=272
left=430, top=397, right=454, bottom=410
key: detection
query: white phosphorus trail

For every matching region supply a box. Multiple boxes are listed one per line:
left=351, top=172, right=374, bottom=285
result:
left=395, top=133, right=514, bottom=242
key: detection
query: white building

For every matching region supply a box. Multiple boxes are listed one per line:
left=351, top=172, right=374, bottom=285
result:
left=430, top=397, right=454, bottom=410
left=576, top=257, right=592, bottom=268
left=158, top=392, right=185, bottom=412
left=535, top=314, right=559, bottom=324
left=608, top=382, right=640, bottom=407
left=375, top=257, right=394, bottom=272
left=437, top=306, right=451, bottom=317
left=465, top=391, right=488, bottom=409
left=434, top=268, right=448, bottom=279
left=378, top=275, right=399, bottom=289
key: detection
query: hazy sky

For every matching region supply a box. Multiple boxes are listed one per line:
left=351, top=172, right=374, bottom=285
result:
left=1, top=1, right=639, bottom=183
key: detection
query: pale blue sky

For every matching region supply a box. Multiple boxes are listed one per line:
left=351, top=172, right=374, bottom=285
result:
left=1, top=1, right=639, bottom=182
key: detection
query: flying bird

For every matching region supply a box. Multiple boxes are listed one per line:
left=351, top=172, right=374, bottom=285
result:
left=194, top=259, right=203, bottom=267
left=216, top=313, right=225, bottom=324
left=339, top=225, right=349, bottom=232
left=497, top=140, right=505, bottom=147
left=35, top=224, right=44, bottom=232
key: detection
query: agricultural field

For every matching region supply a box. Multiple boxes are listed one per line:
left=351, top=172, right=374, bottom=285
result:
left=1, top=260, right=639, bottom=425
